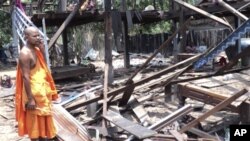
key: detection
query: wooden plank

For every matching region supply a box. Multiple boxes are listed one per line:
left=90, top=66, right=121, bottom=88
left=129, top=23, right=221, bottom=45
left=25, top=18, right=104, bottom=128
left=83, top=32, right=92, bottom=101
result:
left=179, top=89, right=248, bottom=133
left=132, top=104, right=149, bottom=123
left=149, top=104, right=193, bottom=131
left=130, top=96, right=150, bottom=123
left=52, top=104, right=91, bottom=141
left=174, top=0, right=232, bottom=29
left=180, top=84, right=230, bottom=100
left=60, top=85, right=102, bottom=106
left=217, top=0, right=248, bottom=21
left=103, top=110, right=157, bottom=139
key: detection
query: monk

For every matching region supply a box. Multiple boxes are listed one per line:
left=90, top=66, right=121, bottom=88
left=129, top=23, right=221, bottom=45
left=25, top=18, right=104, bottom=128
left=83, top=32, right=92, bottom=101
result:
left=15, top=27, right=59, bottom=141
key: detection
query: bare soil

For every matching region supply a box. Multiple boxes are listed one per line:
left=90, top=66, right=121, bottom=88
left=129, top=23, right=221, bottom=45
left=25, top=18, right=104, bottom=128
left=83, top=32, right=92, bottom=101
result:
left=0, top=66, right=29, bottom=141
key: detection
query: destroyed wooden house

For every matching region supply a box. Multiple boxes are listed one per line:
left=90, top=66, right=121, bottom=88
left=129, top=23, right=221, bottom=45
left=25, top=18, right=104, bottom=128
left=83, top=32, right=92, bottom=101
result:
left=2, top=0, right=250, bottom=140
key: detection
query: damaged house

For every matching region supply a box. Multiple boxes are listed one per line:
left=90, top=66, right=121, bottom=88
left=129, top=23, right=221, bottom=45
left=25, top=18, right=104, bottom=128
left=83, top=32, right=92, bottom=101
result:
left=1, top=0, right=250, bottom=140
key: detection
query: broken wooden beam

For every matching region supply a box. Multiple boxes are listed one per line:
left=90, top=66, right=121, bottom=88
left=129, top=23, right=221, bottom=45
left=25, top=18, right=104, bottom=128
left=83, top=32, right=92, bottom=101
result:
left=126, top=104, right=193, bottom=141
left=48, top=0, right=85, bottom=49
left=66, top=54, right=201, bottom=111
left=216, top=0, right=248, bottom=21
left=174, top=0, right=232, bottom=29
left=149, top=104, right=193, bottom=131
left=179, top=89, right=248, bottom=133
left=129, top=96, right=150, bottom=125
left=103, top=110, right=157, bottom=139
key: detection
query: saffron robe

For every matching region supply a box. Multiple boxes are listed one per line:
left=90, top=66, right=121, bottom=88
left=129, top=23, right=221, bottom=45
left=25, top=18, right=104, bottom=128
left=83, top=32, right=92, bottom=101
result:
left=15, top=47, right=58, bottom=139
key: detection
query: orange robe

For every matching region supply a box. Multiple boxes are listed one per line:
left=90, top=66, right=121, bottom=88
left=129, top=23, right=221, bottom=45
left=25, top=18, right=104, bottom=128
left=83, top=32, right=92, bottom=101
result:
left=15, top=47, right=59, bottom=139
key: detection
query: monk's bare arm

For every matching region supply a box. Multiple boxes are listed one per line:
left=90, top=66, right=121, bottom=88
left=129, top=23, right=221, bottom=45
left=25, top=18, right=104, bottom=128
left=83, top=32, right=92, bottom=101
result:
left=19, top=49, right=36, bottom=109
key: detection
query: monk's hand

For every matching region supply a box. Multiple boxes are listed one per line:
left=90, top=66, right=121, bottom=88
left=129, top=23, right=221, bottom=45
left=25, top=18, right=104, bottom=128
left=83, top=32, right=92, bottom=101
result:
left=26, top=99, right=36, bottom=110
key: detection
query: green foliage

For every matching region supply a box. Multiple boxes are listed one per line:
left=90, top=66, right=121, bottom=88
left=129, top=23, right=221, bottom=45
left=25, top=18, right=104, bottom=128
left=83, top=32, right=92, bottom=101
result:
left=130, top=21, right=171, bottom=35
left=0, top=11, right=11, bottom=47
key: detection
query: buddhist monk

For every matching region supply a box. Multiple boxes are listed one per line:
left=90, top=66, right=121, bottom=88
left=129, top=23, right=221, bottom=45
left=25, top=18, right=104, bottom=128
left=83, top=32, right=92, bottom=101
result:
left=15, top=26, right=59, bottom=141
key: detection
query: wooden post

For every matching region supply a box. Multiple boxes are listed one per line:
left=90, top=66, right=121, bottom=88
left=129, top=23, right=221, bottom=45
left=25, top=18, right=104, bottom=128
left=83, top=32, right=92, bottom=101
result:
left=179, top=1, right=187, bottom=54
left=120, top=0, right=130, bottom=68
left=123, top=21, right=130, bottom=68
left=103, top=0, right=113, bottom=129
left=62, top=28, right=69, bottom=65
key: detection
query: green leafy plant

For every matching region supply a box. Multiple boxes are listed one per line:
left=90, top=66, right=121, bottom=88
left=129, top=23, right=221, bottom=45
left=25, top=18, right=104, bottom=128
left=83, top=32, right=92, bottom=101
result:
left=0, top=11, right=11, bottom=47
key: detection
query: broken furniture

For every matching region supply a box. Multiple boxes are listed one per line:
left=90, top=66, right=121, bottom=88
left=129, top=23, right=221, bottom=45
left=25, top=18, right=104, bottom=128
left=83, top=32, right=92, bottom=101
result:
left=178, top=70, right=250, bottom=123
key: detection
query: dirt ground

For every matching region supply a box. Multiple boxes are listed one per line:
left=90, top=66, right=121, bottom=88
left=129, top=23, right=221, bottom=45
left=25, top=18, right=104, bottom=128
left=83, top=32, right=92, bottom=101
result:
left=0, top=66, right=30, bottom=141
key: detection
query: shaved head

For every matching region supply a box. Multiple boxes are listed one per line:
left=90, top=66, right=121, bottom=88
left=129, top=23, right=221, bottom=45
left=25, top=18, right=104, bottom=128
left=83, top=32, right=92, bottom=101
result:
left=24, top=27, right=41, bottom=47
left=24, top=27, right=38, bottom=36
